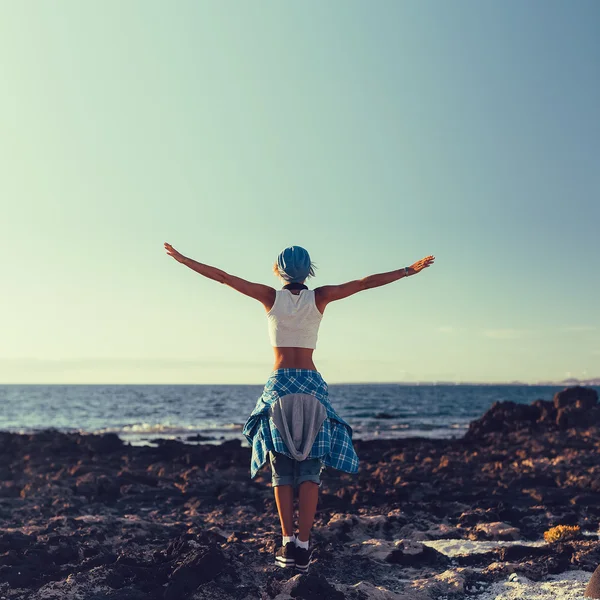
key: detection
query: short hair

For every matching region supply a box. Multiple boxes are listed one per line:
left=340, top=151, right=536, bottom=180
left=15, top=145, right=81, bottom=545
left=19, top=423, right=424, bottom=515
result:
left=272, top=261, right=317, bottom=280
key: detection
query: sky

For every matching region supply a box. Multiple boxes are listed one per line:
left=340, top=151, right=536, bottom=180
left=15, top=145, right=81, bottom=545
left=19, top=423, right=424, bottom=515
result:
left=1, top=1, right=599, bottom=384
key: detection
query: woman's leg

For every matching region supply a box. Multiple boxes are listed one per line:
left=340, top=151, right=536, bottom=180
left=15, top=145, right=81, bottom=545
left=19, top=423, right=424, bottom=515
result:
left=297, top=481, right=319, bottom=542
left=270, top=452, right=296, bottom=538
left=273, top=484, right=295, bottom=537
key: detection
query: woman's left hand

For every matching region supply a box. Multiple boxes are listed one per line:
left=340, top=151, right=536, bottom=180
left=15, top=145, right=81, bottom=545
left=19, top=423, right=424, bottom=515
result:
left=409, top=255, right=435, bottom=274
left=164, top=242, right=186, bottom=263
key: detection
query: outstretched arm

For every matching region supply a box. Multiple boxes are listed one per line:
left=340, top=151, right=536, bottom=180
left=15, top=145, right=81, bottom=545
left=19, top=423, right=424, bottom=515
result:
left=315, top=255, right=435, bottom=312
left=164, top=242, right=276, bottom=309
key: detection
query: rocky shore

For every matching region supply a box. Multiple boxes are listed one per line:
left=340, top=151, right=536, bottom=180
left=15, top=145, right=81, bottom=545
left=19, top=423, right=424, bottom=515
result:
left=1, top=386, right=599, bottom=599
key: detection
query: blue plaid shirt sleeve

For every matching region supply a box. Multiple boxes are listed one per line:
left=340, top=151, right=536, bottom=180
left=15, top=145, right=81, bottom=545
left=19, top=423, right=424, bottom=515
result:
left=242, top=369, right=359, bottom=478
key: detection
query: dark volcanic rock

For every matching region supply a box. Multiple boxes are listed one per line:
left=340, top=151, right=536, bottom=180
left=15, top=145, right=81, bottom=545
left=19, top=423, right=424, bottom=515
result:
left=465, top=401, right=541, bottom=438
left=553, top=386, right=598, bottom=410
left=279, top=574, right=345, bottom=600
left=532, top=399, right=556, bottom=423
left=465, top=385, right=599, bottom=438
left=185, top=434, right=214, bottom=442
left=2, top=386, right=600, bottom=599
left=374, top=412, right=394, bottom=419
left=74, top=472, right=121, bottom=501
left=79, top=432, right=124, bottom=454
left=554, top=386, right=599, bottom=430
left=387, top=540, right=448, bottom=567
left=88, top=589, right=149, bottom=600
left=586, top=564, right=600, bottom=599
left=0, top=531, right=33, bottom=551
left=163, top=546, right=227, bottom=600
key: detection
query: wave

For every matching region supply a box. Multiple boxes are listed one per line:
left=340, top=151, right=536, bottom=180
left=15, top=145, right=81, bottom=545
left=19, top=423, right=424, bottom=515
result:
left=99, top=423, right=189, bottom=434
left=93, top=422, right=243, bottom=435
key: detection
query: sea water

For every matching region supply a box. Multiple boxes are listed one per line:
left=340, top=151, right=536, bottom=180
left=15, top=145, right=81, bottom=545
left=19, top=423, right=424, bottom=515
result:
left=2, top=384, right=596, bottom=446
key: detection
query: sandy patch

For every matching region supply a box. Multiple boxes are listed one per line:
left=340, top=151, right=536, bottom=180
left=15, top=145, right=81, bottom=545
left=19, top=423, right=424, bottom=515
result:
left=475, top=570, right=591, bottom=599
left=422, top=538, right=547, bottom=557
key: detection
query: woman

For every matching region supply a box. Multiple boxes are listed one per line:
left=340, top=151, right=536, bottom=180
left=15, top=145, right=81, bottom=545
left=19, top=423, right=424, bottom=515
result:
left=164, top=242, right=435, bottom=573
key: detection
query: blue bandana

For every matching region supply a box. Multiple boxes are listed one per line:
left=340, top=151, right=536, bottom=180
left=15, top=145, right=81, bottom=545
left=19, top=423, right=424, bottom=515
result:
left=276, top=246, right=311, bottom=283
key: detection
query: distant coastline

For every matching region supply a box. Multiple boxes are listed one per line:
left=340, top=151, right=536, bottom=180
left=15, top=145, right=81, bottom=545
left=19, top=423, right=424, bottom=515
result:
left=325, top=379, right=600, bottom=386
left=2, top=379, right=600, bottom=386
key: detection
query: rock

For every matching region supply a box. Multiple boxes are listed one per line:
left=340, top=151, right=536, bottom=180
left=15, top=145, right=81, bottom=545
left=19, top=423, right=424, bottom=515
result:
left=479, top=557, right=565, bottom=583
left=2, top=400, right=600, bottom=600
left=570, top=493, right=600, bottom=507
left=0, top=531, right=33, bottom=551
left=321, top=513, right=408, bottom=543
left=386, top=539, right=448, bottom=567
left=356, top=539, right=396, bottom=561
left=340, top=581, right=425, bottom=600
left=423, top=523, right=462, bottom=540
left=374, top=413, right=394, bottom=419
left=0, top=563, right=51, bottom=588
left=471, top=522, right=521, bottom=541
left=465, top=386, right=600, bottom=438
left=185, top=434, right=214, bottom=442
left=75, top=472, right=121, bottom=501
left=556, top=405, right=583, bottom=429
left=279, top=574, right=345, bottom=600
left=571, top=541, right=600, bottom=570
left=585, top=564, right=600, bottom=599
left=88, top=589, right=148, bottom=600
left=532, top=399, right=556, bottom=423
left=79, top=432, right=124, bottom=454
left=553, top=386, right=598, bottom=410
left=163, top=546, right=227, bottom=600
left=458, top=508, right=500, bottom=528
left=481, top=561, right=522, bottom=579
left=498, top=544, right=551, bottom=562
left=48, top=541, right=79, bottom=565
left=464, top=401, right=541, bottom=438
left=411, top=568, right=473, bottom=596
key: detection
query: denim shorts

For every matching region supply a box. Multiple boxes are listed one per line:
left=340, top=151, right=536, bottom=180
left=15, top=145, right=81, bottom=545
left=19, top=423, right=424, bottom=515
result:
left=269, top=451, right=324, bottom=489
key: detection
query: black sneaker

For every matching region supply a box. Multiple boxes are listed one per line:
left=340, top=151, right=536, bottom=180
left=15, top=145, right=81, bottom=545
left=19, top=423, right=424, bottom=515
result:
left=274, top=541, right=296, bottom=568
left=294, top=545, right=313, bottom=573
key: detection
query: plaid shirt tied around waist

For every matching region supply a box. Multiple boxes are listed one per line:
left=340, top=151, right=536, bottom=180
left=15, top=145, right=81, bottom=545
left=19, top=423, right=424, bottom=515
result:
left=242, top=369, right=359, bottom=478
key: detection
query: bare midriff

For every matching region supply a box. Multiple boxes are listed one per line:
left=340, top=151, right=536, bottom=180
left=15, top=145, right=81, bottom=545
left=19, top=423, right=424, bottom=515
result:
left=272, top=347, right=317, bottom=371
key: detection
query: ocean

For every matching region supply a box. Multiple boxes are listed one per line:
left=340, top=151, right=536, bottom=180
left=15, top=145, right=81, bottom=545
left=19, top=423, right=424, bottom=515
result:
left=2, top=383, right=596, bottom=447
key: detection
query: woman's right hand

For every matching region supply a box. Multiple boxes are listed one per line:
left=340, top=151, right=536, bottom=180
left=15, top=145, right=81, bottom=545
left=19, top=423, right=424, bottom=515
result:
left=164, top=242, right=186, bottom=263
left=410, top=255, right=435, bottom=274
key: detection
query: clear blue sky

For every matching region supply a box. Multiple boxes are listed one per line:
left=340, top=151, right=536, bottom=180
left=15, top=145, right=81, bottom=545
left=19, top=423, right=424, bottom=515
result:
left=1, top=1, right=598, bottom=384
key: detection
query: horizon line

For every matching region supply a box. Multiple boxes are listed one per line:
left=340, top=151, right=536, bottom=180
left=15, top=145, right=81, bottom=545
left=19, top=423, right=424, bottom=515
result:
left=1, top=379, right=599, bottom=386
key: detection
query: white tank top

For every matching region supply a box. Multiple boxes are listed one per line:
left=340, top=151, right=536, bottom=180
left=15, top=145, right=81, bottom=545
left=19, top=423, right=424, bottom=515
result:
left=267, top=289, right=323, bottom=349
